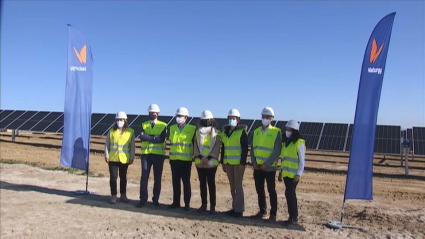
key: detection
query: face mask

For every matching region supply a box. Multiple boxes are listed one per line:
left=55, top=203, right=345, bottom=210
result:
left=176, top=117, right=184, bottom=124
left=262, top=119, right=270, bottom=126
left=117, top=121, right=124, bottom=128
left=229, top=119, right=237, bottom=127
left=285, top=130, right=292, bottom=138
left=199, top=126, right=211, bottom=135
left=200, top=120, right=211, bottom=127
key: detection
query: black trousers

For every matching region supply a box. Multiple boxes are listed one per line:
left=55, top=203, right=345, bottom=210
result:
left=170, top=160, right=192, bottom=207
left=108, top=162, right=129, bottom=196
left=283, top=177, right=299, bottom=220
left=254, top=169, right=277, bottom=216
left=196, top=167, right=217, bottom=207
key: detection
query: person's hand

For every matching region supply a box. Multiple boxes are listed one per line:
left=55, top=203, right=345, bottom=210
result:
left=252, top=164, right=260, bottom=170
left=201, top=157, right=209, bottom=165
left=238, top=165, right=245, bottom=171
left=222, top=164, right=226, bottom=172
left=294, top=175, right=300, bottom=183
left=260, top=164, right=268, bottom=171
left=105, top=157, right=109, bottom=163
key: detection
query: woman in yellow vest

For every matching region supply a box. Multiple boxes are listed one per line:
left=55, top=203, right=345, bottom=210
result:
left=168, top=107, right=196, bottom=211
left=193, top=110, right=221, bottom=214
left=220, top=108, right=248, bottom=218
left=104, top=111, right=135, bottom=204
left=278, top=120, right=305, bottom=225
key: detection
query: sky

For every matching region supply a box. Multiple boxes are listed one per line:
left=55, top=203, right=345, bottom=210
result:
left=1, top=0, right=424, bottom=129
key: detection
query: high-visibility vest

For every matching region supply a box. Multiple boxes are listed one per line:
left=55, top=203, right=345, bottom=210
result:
left=194, top=132, right=219, bottom=166
left=140, top=121, right=167, bottom=155
left=108, top=128, right=134, bottom=164
left=252, top=126, right=281, bottom=167
left=221, top=128, right=244, bottom=165
left=169, top=124, right=196, bottom=161
left=280, top=139, right=305, bottom=178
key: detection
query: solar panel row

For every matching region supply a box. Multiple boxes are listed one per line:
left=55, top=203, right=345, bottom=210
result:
left=1, top=109, right=424, bottom=155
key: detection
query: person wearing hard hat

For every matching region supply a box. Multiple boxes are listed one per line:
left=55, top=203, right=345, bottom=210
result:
left=220, top=108, right=249, bottom=218
left=193, top=110, right=221, bottom=214
left=138, top=104, right=168, bottom=208
left=250, top=107, right=282, bottom=222
left=278, top=120, right=305, bottom=226
left=104, top=111, right=135, bottom=204
left=168, top=107, right=196, bottom=211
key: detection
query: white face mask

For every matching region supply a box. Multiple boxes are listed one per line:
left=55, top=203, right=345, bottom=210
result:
left=229, top=119, right=237, bottom=127
left=199, top=126, right=211, bottom=135
left=285, top=130, right=292, bottom=138
left=117, top=121, right=124, bottom=128
left=176, top=117, right=184, bottom=124
left=262, top=119, right=270, bottom=126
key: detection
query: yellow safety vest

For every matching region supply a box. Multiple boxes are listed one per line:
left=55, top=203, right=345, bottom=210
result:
left=140, top=121, right=167, bottom=155
left=221, top=128, right=244, bottom=165
left=169, top=124, right=196, bottom=161
left=280, top=139, right=305, bottom=178
left=108, top=128, right=134, bottom=164
left=194, top=132, right=219, bottom=166
left=252, top=126, right=281, bottom=167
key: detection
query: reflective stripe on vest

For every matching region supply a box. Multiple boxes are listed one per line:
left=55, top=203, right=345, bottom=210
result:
left=252, top=126, right=281, bottom=167
left=280, top=139, right=305, bottom=178
left=140, top=121, right=167, bottom=155
left=109, top=128, right=134, bottom=164
left=221, top=128, right=244, bottom=165
left=169, top=124, right=196, bottom=161
left=194, top=133, right=219, bottom=166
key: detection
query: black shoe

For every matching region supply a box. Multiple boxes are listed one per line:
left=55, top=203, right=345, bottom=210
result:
left=153, top=200, right=160, bottom=207
left=197, top=204, right=207, bottom=213
left=168, top=204, right=180, bottom=209
left=210, top=206, right=216, bottom=214
left=231, top=212, right=243, bottom=218
left=184, top=206, right=190, bottom=211
left=137, top=201, right=145, bottom=208
left=283, top=218, right=298, bottom=226
left=268, top=215, right=277, bottom=222
left=225, top=209, right=235, bottom=215
left=250, top=211, right=266, bottom=219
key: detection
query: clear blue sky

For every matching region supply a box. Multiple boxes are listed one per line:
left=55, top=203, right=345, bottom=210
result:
left=1, top=1, right=424, bottom=128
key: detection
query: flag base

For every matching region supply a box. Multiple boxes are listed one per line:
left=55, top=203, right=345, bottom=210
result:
left=75, top=190, right=96, bottom=195
left=321, top=221, right=365, bottom=232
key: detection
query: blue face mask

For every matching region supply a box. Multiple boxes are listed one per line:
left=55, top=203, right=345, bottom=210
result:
left=229, top=119, right=237, bottom=127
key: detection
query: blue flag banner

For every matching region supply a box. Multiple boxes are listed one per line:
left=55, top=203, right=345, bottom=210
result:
left=344, top=13, right=396, bottom=200
left=60, top=25, right=93, bottom=171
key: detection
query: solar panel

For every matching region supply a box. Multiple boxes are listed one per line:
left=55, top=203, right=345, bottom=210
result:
left=346, top=124, right=401, bottom=154
left=43, top=114, right=64, bottom=133
left=91, top=113, right=107, bottom=129
left=5, top=111, right=38, bottom=129
left=91, top=114, right=115, bottom=136
left=412, top=127, right=425, bottom=155
left=0, top=110, right=14, bottom=121
left=0, top=110, right=26, bottom=129
left=318, top=123, right=348, bottom=151
left=299, top=122, right=324, bottom=150
left=189, top=117, right=200, bottom=126
left=17, top=111, right=51, bottom=131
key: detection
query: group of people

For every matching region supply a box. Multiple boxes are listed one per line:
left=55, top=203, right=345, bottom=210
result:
left=104, top=104, right=306, bottom=225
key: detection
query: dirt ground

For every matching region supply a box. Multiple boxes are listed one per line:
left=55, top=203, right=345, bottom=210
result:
left=1, top=132, right=424, bottom=239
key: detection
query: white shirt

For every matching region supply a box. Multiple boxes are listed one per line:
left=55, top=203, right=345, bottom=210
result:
left=297, top=142, right=306, bottom=176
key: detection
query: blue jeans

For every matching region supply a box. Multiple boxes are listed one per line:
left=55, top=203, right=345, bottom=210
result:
left=139, top=154, right=165, bottom=203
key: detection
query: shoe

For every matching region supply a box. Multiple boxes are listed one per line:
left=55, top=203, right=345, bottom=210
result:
left=225, top=209, right=235, bottom=215
left=184, top=206, right=190, bottom=211
left=110, top=195, right=117, bottom=204
left=120, top=194, right=129, bottom=203
left=210, top=206, right=216, bottom=214
left=153, top=200, right=160, bottom=207
left=268, top=215, right=277, bottom=222
left=168, top=204, right=180, bottom=209
left=250, top=211, right=266, bottom=219
left=197, top=204, right=207, bottom=213
left=137, top=201, right=145, bottom=208
left=231, top=212, right=243, bottom=218
left=283, top=218, right=298, bottom=226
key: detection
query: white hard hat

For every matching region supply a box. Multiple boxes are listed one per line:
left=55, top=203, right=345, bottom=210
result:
left=285, top=120, right=300, bottom=131
left=148, top=104, right=160, bottom=113
left=261, top=107, right=274, bottom=117
left=227, top=109, right=241, bottom=117
left=115, top=111, right=127, bottom=119
left=176, top=107, right=189, bottom=116
left=201, top=110, right=214, bottom=119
